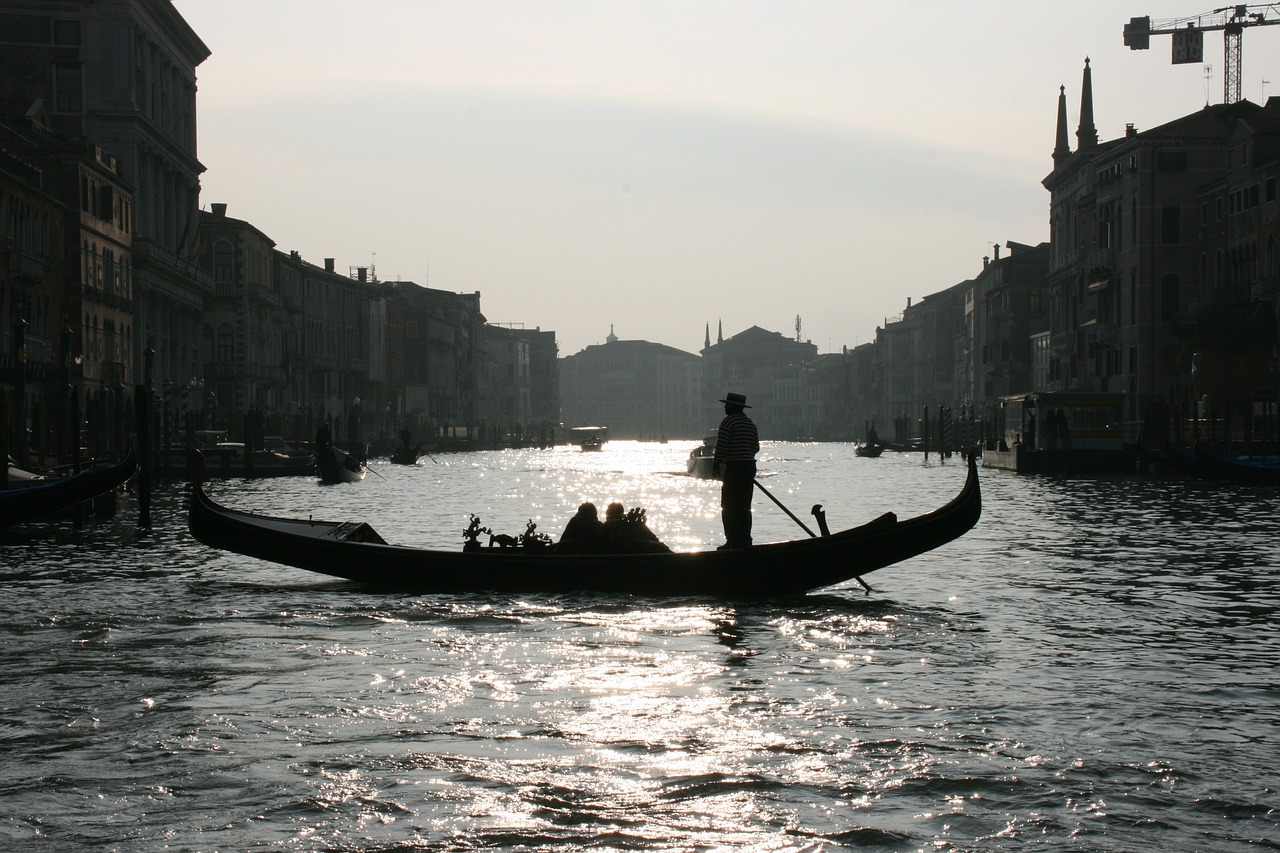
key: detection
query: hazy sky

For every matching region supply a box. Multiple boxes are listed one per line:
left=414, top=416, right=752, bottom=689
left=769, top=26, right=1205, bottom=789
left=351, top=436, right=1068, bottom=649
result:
left=171, top=1, right=1280, bottom=356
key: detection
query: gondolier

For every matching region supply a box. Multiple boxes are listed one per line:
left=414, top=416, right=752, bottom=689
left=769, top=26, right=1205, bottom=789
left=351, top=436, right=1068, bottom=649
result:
left=712, top=392, right=760, bottom=550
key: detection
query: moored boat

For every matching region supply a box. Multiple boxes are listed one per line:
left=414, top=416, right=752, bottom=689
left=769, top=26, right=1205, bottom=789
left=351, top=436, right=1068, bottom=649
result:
left=188, top=452, right=982, bottom=596
left=1192, top=446, right=1280, bottom=483
left=1, top=441, right=139, bottom=528
left=178, top=442, right=316, bottom=479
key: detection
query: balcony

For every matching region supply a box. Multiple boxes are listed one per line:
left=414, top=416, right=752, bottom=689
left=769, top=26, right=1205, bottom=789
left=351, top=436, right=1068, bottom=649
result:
left=1081, top=321, right=1118, bottom=349
left=240, top=282, right=284, bottom=309
left=9, top=248, right=50, bottom=284
left=1050, top=331, right=1076, bottom=354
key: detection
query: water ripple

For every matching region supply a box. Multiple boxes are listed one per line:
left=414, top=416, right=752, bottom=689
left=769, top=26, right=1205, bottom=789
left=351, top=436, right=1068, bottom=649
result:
left=1, top=444, right=1277, bottom=850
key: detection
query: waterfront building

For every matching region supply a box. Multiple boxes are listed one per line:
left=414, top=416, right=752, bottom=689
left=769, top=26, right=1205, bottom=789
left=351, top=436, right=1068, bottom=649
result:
left=481, top=324, right=531, bottom=442
left=965, top=241, right=1051, bottom=425
left=873, top=284, right=967, bottom=445
left=387, top=280, right=485, bottom=444
left=524, top=327, right=560, bottom=442
left=0, top=123, right=66, bottom=466
left=1043, top=59, right=1279, bottom=444
left=699, top=323, right=817, bottom=438
left=0, top=0, right=212, bottom=398
left=196, top=203, right=283, bottom=442
left=560, top=326, right=702, bottom=439
left=1, top=113, right=136, bottom=463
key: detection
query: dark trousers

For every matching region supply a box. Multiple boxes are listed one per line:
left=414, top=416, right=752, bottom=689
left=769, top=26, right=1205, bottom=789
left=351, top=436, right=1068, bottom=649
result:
left=720, top=460, right=756, bottom=547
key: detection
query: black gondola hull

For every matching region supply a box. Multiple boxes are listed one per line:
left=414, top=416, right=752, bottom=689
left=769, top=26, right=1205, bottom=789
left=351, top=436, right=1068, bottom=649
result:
left=1, top=443, right=138, bottom=528
left=190, top=454, right=982, bottom=595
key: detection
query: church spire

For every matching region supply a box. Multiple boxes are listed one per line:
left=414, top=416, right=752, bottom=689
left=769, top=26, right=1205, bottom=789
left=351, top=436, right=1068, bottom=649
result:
left=606, top=324, right=618, bottom=344
left=704, top=322, right=710, bottom=350
left=1076, top=57, right=1098, bottom=151
left=1053, top=84, right=1071, bottom=167
left=717, top=319, right=723, bottom=345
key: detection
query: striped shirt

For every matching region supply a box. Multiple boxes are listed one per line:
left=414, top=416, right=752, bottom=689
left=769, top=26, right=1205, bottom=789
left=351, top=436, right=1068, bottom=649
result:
left=713, top=412, right=759, bottom=464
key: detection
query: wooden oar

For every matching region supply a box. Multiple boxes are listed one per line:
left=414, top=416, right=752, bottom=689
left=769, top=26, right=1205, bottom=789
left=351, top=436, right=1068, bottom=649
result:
left=359, top=445, right=388, bottom=480
left=751, top=484, right=871, bottom=592
left=753, top=479, right=817, bottom=538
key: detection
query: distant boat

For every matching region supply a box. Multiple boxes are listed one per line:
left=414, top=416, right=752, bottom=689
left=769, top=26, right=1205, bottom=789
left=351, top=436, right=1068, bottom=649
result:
left=854, top=442, right=884, bottom=458
left=687, top=433, right=718, bottom=478
left=571, top=426, right=608, bottom=452
left=390, top=445, right=422, bottom=465
left=317, top=445, right=367, bottom=483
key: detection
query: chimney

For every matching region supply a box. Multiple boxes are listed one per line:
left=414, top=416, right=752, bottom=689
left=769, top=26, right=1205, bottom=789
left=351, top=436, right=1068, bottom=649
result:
left=1126, top=123, right=1138, bottom=138
left=357, top=267, right=368, bottom=283
left=210, top=202, right=227, bottom=218
left=324, top=258, right=335, bottom=273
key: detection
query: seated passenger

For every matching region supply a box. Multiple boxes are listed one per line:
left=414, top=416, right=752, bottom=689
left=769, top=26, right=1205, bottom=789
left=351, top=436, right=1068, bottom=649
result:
left=557, top=502, right=602, bottom=553
left=594, top=502, right=672, bottom=554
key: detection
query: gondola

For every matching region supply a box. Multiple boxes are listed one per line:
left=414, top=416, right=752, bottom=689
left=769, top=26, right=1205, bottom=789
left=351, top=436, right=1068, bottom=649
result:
left=1193, top=446, right=1280, bottom=484
left=188, top=452, right=982, bottom=595
left=316, top=445, right=367, bottom=483
left=854, top=442, right=884, bottom=458
left=390, top=446, right=422, bottom=465
left=1, top=441, right=138, bottom=528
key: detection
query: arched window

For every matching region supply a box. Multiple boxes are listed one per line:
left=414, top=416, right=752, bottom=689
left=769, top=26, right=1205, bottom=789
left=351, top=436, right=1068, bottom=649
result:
left=213, top=239, right=234, bottom=283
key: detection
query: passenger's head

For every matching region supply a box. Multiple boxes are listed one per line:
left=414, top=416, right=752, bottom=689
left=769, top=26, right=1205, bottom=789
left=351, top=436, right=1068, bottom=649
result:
left=605, top=502, right=624, bottom=522
left=577, top=502, right=598, bottom=518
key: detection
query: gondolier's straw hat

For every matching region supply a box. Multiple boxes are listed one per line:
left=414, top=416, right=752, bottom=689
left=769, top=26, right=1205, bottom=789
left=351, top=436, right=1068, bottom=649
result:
left=719, top=392, right=751, bottom=408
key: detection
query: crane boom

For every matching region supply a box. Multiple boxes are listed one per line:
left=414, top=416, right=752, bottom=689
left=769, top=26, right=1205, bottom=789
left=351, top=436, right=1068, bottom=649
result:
left=1123, top=4, right=1280, bottom=103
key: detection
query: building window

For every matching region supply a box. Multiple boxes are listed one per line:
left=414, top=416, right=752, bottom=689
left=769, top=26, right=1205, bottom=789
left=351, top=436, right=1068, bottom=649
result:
left=213, top=239, right=233, bottom=282
left=217, top=324, right=233, bottom=364
left=1160, top=202, right=1180, bottom=245
left=55, top=64, right=82, bottom=111
left=53, top=18, right=81, bottom=45
left=1160, top=274, right=1179, bottom=322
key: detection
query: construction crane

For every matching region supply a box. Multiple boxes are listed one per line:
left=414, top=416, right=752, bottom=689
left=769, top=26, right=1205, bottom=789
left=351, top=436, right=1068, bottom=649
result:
left=1123, top=4, right=1280, bottom=104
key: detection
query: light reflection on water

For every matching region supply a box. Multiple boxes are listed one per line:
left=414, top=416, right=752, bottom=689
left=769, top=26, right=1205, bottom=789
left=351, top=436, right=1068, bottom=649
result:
left=1, top=441, right=1277, bottom=850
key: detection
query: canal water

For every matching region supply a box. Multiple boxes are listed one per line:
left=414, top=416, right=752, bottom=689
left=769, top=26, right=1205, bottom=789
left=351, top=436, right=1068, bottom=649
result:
left=1, top=441, right=1276, bottom=851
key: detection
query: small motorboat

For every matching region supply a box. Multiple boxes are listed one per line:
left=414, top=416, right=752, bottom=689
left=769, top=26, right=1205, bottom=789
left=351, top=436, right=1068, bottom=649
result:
left=687, top=433, right=718, bottom=478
